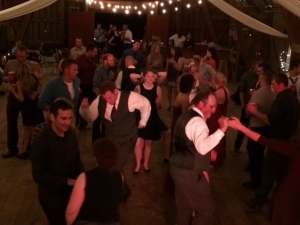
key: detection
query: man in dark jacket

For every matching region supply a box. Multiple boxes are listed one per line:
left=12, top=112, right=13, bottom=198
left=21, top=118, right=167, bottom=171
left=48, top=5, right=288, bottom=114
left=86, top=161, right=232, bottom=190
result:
left=31, top=98, right=83, bottom=225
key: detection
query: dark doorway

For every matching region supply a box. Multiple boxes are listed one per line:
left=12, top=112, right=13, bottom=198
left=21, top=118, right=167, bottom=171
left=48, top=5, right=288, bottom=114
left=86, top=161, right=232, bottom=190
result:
left=95, top=13, right=147, bottom=40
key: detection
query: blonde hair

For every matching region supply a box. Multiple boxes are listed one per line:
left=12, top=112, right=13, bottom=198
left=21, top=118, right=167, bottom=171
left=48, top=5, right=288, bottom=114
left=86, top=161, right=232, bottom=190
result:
left=149, top=43, right=162, bottom=62
left=17, top=64, right=37, bottom=95
left=182, top=58, right=197, bottom=73
left=212, top=72, right=227, bottom=87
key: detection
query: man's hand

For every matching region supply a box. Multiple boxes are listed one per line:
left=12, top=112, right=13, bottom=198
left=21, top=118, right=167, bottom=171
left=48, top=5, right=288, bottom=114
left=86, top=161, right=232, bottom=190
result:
left=29, top=91, right=39, bottom=100
left=81, top=98, right=89, bottom=108
left=67, top=178, right=76, bottom=186
left=218, top=116, right=229, bottom=133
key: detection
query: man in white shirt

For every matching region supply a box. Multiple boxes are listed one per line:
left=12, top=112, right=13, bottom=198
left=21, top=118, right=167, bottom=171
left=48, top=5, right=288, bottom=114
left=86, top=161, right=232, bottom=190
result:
left=285, top=59, right=300, bottom=103
left=169, top=88, right=229, bottom=225
left=70, top=38, right=86, bottom=60
left=169, top=33, right=186, bottom=48
left=122, top=24, right=133, bottom=50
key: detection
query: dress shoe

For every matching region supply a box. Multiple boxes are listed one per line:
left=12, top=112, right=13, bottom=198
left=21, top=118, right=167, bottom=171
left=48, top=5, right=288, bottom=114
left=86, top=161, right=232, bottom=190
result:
left=133, top=168, right=140, bottom=175
left=242, top=181, right=259, bottom=190
left=144, top=167, right=151, bottom=173
left=1, top=151, right=17, bottom=159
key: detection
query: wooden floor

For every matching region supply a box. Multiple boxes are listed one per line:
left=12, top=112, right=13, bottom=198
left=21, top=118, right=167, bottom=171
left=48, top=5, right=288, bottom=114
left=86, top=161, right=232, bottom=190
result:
left=0, top=66, right=270, bottom=225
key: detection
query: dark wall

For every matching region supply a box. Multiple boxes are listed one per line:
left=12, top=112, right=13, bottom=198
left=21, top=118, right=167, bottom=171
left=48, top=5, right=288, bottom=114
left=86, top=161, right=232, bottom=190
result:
left=94, top=13, right=147, bottom=40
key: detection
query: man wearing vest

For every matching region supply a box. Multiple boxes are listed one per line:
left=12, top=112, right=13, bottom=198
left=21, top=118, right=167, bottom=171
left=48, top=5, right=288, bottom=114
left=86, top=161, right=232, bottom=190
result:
left=80, top=81, right=151, bottom=172
left=169, top=88, right=229, bottom=225
left=115, top=55, right=142, bottom=91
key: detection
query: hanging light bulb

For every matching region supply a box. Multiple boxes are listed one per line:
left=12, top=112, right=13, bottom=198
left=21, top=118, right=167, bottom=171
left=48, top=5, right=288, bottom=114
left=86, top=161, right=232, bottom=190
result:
left=152, top=5, right=155, bottom=8
left=160, top=2, right=164, bottom=7
left=186, top=3, right=191, bottom=8
left=125, top=9, right=129, bottom=14
left=134, top=6, right=137, bottom=10
left=198, top=0, right=202, bottom=4
left=169, top=0, right=173, bottom=4
left=150, top=10, right=154, bottom=14
left=175, top=7, right=178, bottom=11
left=162, top=9, right=166, bottom=13
left=112, top=8, right=117, bottom=12
left=155, top=1, right=159, bottom=5
left=138, top=11, right=142, bottom=15
left=107, top=3, right=111, bottom=8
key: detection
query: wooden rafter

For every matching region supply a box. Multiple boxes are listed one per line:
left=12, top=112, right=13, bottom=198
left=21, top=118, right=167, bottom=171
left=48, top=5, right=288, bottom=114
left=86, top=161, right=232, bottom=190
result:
left=202, top=0, right=217, bottom=43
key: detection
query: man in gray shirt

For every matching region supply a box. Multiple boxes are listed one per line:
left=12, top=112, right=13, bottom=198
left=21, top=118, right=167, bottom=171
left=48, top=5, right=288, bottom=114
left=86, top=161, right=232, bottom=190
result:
left=244, top=72, right=275, bottom=189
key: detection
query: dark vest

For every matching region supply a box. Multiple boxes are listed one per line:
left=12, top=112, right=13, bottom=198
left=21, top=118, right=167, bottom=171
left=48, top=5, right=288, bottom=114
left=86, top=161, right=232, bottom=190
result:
left=76, top=168, right=122, bottom=223
left=170, top=109, right=211, bottom=174
left=98, top=91, right=137, bottom=143
left=121, top=67, right=141, bottom=91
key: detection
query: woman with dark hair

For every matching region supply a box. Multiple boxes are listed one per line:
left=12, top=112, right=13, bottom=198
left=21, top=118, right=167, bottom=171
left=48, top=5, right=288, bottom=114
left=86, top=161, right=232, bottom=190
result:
left=166, top=47, right=185, bottom=111
left=202, top=46, right=219, bottom=71
left=170, top=73, right=195, bottom=151
left=228, top=117, right=300, bottom=225
left=66, top=138, right=123, bottom=225
left=183, top=32, right=195, bottom=49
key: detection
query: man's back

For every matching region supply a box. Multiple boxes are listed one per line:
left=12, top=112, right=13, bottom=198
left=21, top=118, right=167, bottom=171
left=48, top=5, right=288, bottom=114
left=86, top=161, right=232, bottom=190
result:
left=267, top=89, right=300, bottom=138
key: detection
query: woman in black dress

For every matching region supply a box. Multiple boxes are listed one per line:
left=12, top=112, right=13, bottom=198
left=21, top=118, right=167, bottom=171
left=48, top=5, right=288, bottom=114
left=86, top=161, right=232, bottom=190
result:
left=134, top=70, right=168, bottom=173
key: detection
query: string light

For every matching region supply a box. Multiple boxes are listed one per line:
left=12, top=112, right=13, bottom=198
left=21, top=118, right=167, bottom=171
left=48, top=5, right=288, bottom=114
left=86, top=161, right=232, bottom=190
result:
left=87, top=0, right=204, bottom=15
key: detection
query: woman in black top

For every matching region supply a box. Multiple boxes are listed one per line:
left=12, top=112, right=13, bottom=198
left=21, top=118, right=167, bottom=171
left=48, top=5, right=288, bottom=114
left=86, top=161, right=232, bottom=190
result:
left=66, top=138, right=123, bottom=225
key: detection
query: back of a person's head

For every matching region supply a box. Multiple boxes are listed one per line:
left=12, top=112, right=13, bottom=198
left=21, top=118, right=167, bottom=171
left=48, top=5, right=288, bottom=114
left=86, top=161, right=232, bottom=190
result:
left=191, top=88, right=214, bottom=105
left=93, top=138, right=118, bottom=172
left=61, top=48, right=70, bottom=59
left=289, top=59, right=300, bottom=71
left=49, top=98, right=74, bottom=117
left=179, top=74, right=195, bottom=93
left=61, top=59, right=77, bottom=73
left=99, top=81, right=116, bottom=95
left=86, top=42, right=97, bottom=52
left=251, top=56, right=263, bottom=66
left=199, top=63, right=216, bottom=82
left=261, top=71, right=273, bottom=85
left=272, top=73, right=288, bottom=87
left=212, top=72, right=227, bottom=88
left=258, top=63, right=270, bottom=72
left=125, top=55, right=134, bottom=66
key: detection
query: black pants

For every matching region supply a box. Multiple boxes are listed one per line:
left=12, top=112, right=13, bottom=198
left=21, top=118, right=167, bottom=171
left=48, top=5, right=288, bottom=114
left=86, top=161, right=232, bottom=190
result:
left=39, top=198, right=66, bottom=225
left=255, top=146, right=289, bottom=203
left=6, top=93, right=22, bottom=153
left=247, top=126, right=268, bottom=187
left=234, top=106, right=250, bottom=150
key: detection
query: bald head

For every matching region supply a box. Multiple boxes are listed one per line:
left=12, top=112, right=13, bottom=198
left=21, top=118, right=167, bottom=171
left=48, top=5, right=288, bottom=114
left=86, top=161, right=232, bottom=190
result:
left=125, top=56, right=135, bottom=68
